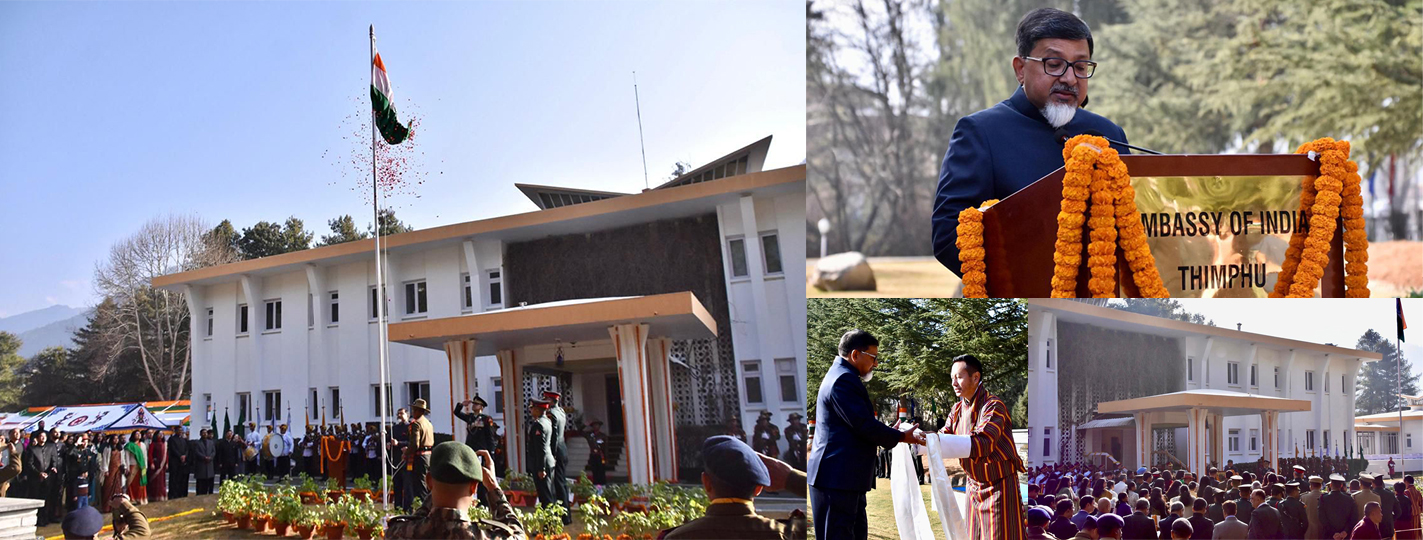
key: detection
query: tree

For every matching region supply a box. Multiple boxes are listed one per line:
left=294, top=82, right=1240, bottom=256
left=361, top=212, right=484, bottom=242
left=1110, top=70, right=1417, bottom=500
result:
left=317, top=215, right=369, bottom=247
left=807, top=298, right=1028, bottom=427
left=1355, top=328, right=1418, bottom=415
left=237, top=217, right=312, bottom=259
left=20, top=347, right=91, bottom=407
left=206, top=220, right=241, bottom=262
left=69, top=299, right=151, bottom=403
left=1110, top=299, right=1216, bottom=326
left=371, top=209, right=414, bottom=237
left=0, top=333, right=26, bottom=410
left=93, top=214, right=233, bottom=401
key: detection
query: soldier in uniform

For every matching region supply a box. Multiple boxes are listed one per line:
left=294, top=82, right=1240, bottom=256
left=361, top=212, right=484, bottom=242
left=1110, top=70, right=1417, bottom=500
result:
left=659, top=435, right=806, bottom=539
left=525, top=398, right=556, bottom=507
left=1320, top=474, right=1358, bottom=540
left=407, top=399, right=436, bottom=510
left=751, top=411, right=781, bottom=458
left=454, top=397, right=499, bottom=454
left=109, top=493, right=151, bottom=540
left=540, top=390, right=572, bottom=525
left=782, top=413, right=807, bottom=471
left=385, top=442, right=525, bottom=540
left=392, top=408, right=411, bottom=506
left=585, top=420, right=608, bottom=485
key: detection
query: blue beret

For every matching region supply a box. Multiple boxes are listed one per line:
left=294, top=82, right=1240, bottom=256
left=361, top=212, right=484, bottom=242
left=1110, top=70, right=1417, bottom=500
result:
left=62, top=506, right=103, bottom=537
left=1096, top=513, right=1125, bottom=533
left=702, top=435, right=770, bottom=491
left=1081, top=515, right=1099, bottom=529
left=1026, top=506, right=1052, bottom=525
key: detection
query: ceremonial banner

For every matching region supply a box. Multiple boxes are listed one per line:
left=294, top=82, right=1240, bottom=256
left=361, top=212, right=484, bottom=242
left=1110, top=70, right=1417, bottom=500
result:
left=108, top=404, right=170, bottom=431
left=39, top=404, right=133, bottom=432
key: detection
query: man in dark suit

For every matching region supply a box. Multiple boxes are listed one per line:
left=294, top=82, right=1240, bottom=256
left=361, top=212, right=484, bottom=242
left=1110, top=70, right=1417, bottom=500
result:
left=1319, top=474, right=1358, bottom=540
left=1277, top=483, right=1307, bottom=540
left=1234, top=486, right=1255, bottom=524
left=932, top=7, right=1131, bottom=275
left=1246, top=490, right=1283, bottom=539
left=1159, top=501, right=1186, bottom=540
left=1187, top=498, right=1214, bottom=540
left=1123, top=499, right=1157, bottom=540
left=808, top=329, right=925, bottom=540
left=1369, top=475, right=1397, bottom=539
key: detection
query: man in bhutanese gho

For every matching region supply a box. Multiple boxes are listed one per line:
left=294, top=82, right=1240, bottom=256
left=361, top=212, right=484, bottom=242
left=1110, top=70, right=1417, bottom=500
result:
left=658, top=436, right=806, bottom=540
left=940, top=354, right=1028, bottom=540
left=385, top=442, right=524, bottom=540
left=931, top=7, right=1131, bottom=277
left=540, top=389, right=572, bottom=525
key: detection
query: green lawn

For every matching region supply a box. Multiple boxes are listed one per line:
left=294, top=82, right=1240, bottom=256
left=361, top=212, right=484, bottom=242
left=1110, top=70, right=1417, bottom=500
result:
left=808, top=477, right=946, bottom=540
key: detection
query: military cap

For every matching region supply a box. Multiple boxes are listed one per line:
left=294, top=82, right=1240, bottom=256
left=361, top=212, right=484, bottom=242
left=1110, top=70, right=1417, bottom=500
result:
left=1230, top=475, right=1244, bottom=481
left=1329, top=474, right=1345, bottom=482
left=788, top=412, right=803, bottom=421
left=1360, top=473, right=1375, bottom=482
left=411, top=398, right=430, bottom=413
left=1293, top=465, right=1306, bottom=472
left=1096, top=513, right=1125, bottom=534
left=589, top=419, right=604, bottom=427
left=1081, top=515, right=1099, bottom=530
left=429, top=441, right=482, bottom=484
left=529, top=397, right=552, bottom=408
left=470, top=395, right=488, bottom=407
left=702, top=435, right=770, bottom=491
left=540, top=390, right=561, bottom=400
left=1026, top=506, right=1052, bottom=526
left=62, top=506, right=104, bottom=537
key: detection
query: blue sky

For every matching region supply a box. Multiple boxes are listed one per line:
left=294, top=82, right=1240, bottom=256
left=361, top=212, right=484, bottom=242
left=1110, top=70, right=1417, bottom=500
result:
left=0, top=0, right=806, bottom=317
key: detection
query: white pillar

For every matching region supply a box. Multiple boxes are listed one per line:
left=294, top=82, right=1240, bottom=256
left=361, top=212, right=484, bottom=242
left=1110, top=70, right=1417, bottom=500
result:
left=445, top=339, right=477, bottom=435
left=646, top=337, right=677, bottom=481
left=497, top=349, right=522, bottom=474
left=304, top=265, right=326, bottom=439
left=1137, top=412, right=1152, bottom=468
left=184, top=285, right=206, bottom=440
left=610, top=323, right=654, bottom=484
left=1189, top=407, right=1209, bottom=474
left=240, top=274, right=264, bottom=422
left=461, top=240, right=485, bottom=311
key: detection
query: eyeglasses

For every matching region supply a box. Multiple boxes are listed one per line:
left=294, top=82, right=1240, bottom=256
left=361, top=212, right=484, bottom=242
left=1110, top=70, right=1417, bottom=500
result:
left=1022, top=56, right=1097, bottom=79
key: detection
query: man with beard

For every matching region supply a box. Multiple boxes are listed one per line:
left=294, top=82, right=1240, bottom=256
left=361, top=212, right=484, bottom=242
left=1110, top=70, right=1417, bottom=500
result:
left=932, top=7, right=1131, bottom=277
left=192, top=428, right=217, bottom=495
left=808, top=329, right=926, bottom=540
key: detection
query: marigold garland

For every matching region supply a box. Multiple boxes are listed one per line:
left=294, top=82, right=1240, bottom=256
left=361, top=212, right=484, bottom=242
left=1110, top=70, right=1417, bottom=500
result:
left=1269, top=138, right=1370, bottom=298
left=955, top=199, right=999, bottom=298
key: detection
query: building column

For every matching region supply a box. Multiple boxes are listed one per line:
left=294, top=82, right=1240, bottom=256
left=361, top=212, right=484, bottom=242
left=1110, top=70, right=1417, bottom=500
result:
left=1137, top=412, right=1152, bottom=469
left=240, top=274, right=264, bottom=422
left=1188, top=407, right=1208, bottom=474
left=646, top=337, right=676, bottom=481
left=610, top=323, right=654, bottom=484
left=461, top=240, right=485, bottom=310
left=444, top=339, right=477, bottom=435
left=1262, top=410, right=1279, bottom=472
left=497, top=349, right=522, bottom=474
left=184, top=284, right=206, bottom=440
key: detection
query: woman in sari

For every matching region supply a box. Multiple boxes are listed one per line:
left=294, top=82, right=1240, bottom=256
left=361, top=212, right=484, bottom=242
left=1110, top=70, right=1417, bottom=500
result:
left=123, top=432, right=147, bottom=505
left=147, top=432, right=166, bottom=503
left=102, top=435, right=126, bottom=513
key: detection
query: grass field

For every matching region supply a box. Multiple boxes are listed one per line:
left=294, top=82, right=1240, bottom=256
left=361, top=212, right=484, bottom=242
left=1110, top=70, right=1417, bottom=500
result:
left=806, top=477, right=945, bottom=540
left=807, top=257, right=961, bottom=298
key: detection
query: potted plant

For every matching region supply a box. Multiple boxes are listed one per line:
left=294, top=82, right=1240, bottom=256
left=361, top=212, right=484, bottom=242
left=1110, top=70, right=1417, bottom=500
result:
left=324, top=518, right=347, bottom=540
left=602, top=483, right=633, bottom=513
left=468, top=504, right=493, bottom=523
left=327, top=476, right=346, bottom=503
left=300, top=476, right=323, bottom=504
left=294, top=507, right=323, bottom=540
left=572, top=472, right=596, bottom=504
left=351, top=475, right=374, bottom=502
left=274, top=488, right=303, bottom=537
left=348, top=501, right=381, bottom=540
left=575, top=495, right=611, bottom=540
left=506, top=472, right=536, bottom=507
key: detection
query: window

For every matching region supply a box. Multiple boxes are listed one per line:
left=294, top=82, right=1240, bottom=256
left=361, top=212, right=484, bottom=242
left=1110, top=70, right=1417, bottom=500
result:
left=330, top=387, right=342, bottom=417
left=1187, top=357, right=1193, bottom=381
left=369, top=286, right=387, bottom=320
left=371, top=384, right=393, bottom=417
left=404, top=280, right=428, bottom=316
left=406, top=381, right=431, bottom=405
left=1307, top=429, right=1316, bottom=450
left=237, top=393, right=251, bottom=422
left=202, top=393, right=211, bottom=417
left=1305, top=371, right=1315, bottom=391
left=742, top=361, right=763, bottom=404
left=329, top=291, right=339, bottom=324
left=461, top=273, right=473, bottom=311
left=1324, top=430, right=1330, bottom=451
left=309, top=388, right=317, bottom=416
left=1043, top=427, right=1052, bottom=457
left=1046, top=340, right=1053, bottom=369
left=492, top=378, right=504, bottom=414
left=1227, top=362, right=1239, bottom=385
left=486, top=270, right=503, bottom=309
left=264, top=299, right=282, bottom=331
left=1250, top=429, right=1258, bottom=452
left=1409, top=434, right=1414, bottom=449
left=1229, top=429, right=1240, bottom=452
left=206, top=308, right=214, bottom=337
left=237, top=304, right=249, bottom=335
left=1387, top=432, right=1399, bottom=454
left=727, top=237, right=749, bottom=278
left=1250, top=364, right=1257, bottom=387
left=1325, top=371, right=1330, bottom=393
left=1274, top=367, right=1280, bottom=388
left=264, top=390, right=281, bottom=423
left=760, top=232, right=783, bottom=275
left=307, top=293, right=314, bottom=328
left=776, top=358, right=797, bottom=402
left=1342, top=374, right=1347, bottom=394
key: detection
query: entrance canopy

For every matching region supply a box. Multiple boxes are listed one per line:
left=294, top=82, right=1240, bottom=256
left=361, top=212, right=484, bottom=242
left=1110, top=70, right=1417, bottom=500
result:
left=389, top=292, right=717, bottom=354
left=1098, top=389, right=1310, bottom=474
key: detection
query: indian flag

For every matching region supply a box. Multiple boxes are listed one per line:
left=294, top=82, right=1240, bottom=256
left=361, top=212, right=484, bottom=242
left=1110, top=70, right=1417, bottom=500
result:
left=371, top=43, right=411, bottom=145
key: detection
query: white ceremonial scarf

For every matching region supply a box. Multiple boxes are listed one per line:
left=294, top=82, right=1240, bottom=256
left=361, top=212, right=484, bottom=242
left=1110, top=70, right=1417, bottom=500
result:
left=891, top=430, right=976, bottom=540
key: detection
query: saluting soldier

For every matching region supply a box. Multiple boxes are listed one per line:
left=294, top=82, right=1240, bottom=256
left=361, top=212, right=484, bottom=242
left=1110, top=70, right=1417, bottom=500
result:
left=659, top=436, right=807, bottom=539
left=525, top=398, right=556, bottom=507
left=385, top=442, right=525, bottom=540
left=541, top=390, right=572, bottom=525
left=585, top=420, right=608, bottom=485
left=454, top=397, right=499, bottom=454
left=407, top=399, right=436, bottom=510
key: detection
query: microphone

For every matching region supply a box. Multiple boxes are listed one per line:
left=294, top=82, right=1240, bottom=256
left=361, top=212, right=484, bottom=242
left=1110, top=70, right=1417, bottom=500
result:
left=1054, top=127, right=1164, bottom=155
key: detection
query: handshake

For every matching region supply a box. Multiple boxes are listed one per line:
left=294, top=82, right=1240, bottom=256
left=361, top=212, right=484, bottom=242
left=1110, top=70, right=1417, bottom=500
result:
left=894, top=421, right=928, bottom=446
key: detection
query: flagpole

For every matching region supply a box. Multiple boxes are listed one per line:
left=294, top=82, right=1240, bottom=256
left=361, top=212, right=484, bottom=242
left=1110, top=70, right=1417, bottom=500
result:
left=371, top=23, right=391, bottom=513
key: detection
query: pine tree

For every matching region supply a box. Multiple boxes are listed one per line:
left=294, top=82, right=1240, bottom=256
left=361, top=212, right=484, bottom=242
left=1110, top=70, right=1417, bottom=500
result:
left=1355, top=328, right=1417, bottom=415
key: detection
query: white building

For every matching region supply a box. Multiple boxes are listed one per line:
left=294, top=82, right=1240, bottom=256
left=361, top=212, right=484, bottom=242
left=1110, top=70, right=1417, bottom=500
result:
left=154, top=136, right=807, bottom=484
left=1027, top=299, right=1380, bottom=473
left=1354, top=395, right=1423, bottom=473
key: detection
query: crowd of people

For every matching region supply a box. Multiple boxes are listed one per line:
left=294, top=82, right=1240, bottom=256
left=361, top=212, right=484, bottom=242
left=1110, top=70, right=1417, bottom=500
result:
left=1023, top=460, right=1422, bottom=540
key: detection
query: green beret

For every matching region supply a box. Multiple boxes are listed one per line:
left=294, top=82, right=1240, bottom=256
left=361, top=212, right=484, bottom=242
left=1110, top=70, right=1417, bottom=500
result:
left=430, top=441, right=482, bottom=484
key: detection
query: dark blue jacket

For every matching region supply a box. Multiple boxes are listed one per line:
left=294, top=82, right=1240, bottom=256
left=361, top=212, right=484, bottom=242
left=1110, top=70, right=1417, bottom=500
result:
left=807, top=357, right=902, bottom=492
left=932, top=86, right=1130, bottom=275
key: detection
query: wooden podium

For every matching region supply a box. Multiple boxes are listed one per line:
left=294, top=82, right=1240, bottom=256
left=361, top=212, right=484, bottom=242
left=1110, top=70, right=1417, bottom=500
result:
left=980, top=154, right=1347, bottom=298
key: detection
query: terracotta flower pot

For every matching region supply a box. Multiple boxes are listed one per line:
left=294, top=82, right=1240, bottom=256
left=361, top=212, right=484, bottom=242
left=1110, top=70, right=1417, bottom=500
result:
left=351, top=489, right=372, bottom=502
left=223, top=511, right=234, bottom=523
left=300, top=492, right=321, bottom=505
left=253, top=516, right=271, bottom=532
left=276, top=520, right=291, bottom=536
left=327, top=490, right=346, bottom=503
left=296, top=525, right=317, bottom=539
left=324, top=522, right=346, bottom=540
left=356, top=525, right=377, bottom=540
left=237, top=515, right=253, bottom=529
